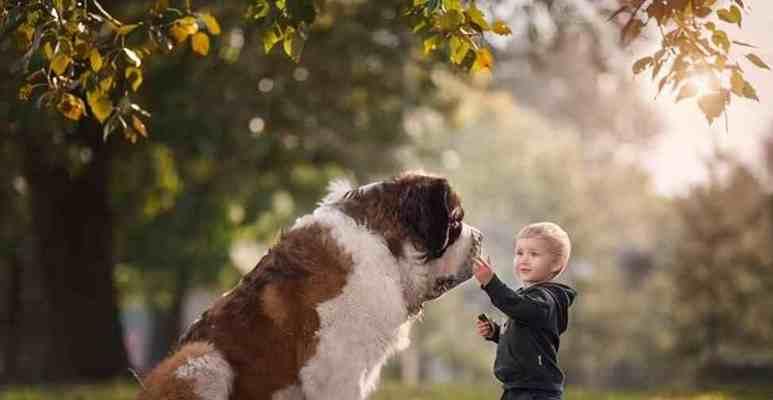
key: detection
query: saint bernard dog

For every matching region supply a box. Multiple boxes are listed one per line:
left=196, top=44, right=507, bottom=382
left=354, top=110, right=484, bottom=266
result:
left=136, top=172, right=483, bottom=400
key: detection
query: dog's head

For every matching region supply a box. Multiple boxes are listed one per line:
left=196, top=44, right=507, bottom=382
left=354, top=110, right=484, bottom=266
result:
left=325, top=171, right=483, bottom=313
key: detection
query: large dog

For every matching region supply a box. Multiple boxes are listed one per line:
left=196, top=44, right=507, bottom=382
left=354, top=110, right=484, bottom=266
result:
left=137, top=172, right=483, bottom=400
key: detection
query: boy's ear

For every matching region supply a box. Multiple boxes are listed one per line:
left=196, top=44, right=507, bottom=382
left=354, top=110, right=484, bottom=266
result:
left=550, top=260, right=565, bottom=275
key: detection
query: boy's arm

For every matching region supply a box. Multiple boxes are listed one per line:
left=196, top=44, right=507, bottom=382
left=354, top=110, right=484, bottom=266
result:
left=482, top=275, right=551, bottom=323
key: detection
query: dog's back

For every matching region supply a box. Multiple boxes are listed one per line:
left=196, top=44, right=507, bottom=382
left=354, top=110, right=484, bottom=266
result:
left=137, top=221, right=352, bottom=400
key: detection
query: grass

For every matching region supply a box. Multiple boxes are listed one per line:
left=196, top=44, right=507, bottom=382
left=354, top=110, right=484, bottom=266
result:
left=0, top=381, right=770, bottom=400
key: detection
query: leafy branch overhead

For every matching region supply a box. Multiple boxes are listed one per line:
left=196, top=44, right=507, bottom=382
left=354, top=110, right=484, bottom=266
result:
left=618, top=0, right=769, bottom=124
left=1, top=0, right=768, bottom=139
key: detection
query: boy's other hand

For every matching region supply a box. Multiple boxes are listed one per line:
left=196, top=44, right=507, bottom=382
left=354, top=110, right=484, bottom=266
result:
left=476, top=319, right=494, bottom=339
left=473, top=256, right=494, bottom=286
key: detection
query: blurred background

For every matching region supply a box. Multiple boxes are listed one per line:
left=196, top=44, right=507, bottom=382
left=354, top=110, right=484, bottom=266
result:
left=1, top=0, right=772, bottom=398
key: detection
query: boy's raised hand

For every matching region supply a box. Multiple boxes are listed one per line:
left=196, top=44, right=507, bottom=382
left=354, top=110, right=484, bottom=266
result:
left=472, top=256, right=494, bottom=286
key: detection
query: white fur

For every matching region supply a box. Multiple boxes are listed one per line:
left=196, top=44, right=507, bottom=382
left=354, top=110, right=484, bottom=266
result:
left=280, top=207, right=478, bottom=400
left=291, top=206, right=411, bottom=400
left=174, top=351, right=233, bottom=400
left=319, top=179, right=354, bottom=205
left=271, top=385, right=304, bottom=400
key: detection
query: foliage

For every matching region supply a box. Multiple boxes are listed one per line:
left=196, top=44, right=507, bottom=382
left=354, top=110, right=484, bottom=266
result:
left=616, top=0, right=769, bottom=124
left=0, top=0, right=507, bottom=138
left=3, top=0, right=768, bottom=135
left=666, top=153, right=773, bottom=368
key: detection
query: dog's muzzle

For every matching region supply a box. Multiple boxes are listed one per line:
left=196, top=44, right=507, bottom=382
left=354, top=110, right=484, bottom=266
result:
left=428, top=227, right=484, bottom=299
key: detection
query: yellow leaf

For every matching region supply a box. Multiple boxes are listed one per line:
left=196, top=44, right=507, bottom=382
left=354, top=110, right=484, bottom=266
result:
left=493, top=20, right=512, bottom=35
left=199, top=13, right=221, bottom=35
left=436, top=10, right=464, bottom=31
left=15, top=23, right=34, bottom=48
left=746, top=53, right=770, bottom=70
left=43, top=42, right=54, bottom=60
left=632, top=56, right=653, bottom=75
left=131, top=115, right=148, bottom=137
left=125, top=67, right=143, bottom=92
left=18, top=84, right=34, bottom=101
left=676, top=82, right=698, bottom=102
left=57, top=93, right=86, bottom=121
left=449, top=35, right=470, bottom=64
left=191, top=32, right=210, bottom=56
left=51, top=53, right=72, bottom=76
left=423, top=35, right=440, bottom=56
left=116, top=24, right=139, bottom=36
left=100, top=76, right=114, bottom=93
left=170, top=17, right=199, bottom=44
left=282, top=28, right=304, bottom=63
left=89, top=48, right=103, bottom=72
left=262, top=29, right=281, bottom=54
left=711, top=30, right=730, bottom=53
left=87, top=90, right=114, bottom=123
left=471, top=48, right=493, bottom=73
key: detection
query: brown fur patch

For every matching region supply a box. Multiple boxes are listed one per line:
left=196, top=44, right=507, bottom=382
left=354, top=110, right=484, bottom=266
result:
left=136, top=342, right=213, bottom=400
left=173, top=222, right=352, bottom=399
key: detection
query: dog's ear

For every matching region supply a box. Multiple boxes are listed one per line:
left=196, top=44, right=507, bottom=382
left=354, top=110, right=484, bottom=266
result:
left=399, top=178, right=452, bottom=260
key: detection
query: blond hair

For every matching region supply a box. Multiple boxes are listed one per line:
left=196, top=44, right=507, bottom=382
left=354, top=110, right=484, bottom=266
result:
left=515, top=222, right=572, bottom=277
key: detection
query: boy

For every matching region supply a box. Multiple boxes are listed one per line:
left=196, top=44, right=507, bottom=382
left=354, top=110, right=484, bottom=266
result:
left=473, top=222, right=577, bottom=400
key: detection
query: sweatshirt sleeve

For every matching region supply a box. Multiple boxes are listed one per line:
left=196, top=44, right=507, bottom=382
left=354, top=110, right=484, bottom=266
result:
left=482, top=275, right=551, bottom=323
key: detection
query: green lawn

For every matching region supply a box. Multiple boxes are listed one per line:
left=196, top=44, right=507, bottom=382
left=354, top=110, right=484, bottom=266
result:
left=0, top=382, right=770, bottom=400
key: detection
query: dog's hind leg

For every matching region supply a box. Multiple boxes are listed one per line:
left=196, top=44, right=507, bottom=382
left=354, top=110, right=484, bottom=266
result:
left=136, top=342, right=234, bottom=400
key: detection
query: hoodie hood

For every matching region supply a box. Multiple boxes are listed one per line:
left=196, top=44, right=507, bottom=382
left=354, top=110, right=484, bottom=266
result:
left=537, top=282, right=576, bottom=334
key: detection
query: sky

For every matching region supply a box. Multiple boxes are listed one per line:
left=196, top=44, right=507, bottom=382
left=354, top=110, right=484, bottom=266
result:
left=636, top=2, right=773, bottom=196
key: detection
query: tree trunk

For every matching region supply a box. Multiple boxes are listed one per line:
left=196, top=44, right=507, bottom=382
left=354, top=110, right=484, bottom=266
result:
left=12, top=118, right=128, bottom=383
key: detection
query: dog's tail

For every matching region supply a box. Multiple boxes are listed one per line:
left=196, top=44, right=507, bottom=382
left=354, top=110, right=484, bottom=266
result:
left=135, top=342, right=234, bottom=400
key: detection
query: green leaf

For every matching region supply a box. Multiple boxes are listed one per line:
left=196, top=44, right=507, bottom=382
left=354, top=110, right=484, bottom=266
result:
left=465, top=4, right=489, bottom=31
left=449, top=35, right=470, bottom=64
left=746, top=53, right=770, bottom=70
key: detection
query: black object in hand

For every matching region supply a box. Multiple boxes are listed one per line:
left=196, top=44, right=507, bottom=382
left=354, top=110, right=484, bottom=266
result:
left=477, top=313, right=490, bottom=323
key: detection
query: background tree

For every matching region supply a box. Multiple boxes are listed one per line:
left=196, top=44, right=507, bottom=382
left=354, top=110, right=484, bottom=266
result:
left=665, top=152, right=773, bottom=384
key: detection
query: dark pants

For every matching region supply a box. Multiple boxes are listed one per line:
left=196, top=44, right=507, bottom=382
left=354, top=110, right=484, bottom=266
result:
left=500, top=388, right=562, bottom=400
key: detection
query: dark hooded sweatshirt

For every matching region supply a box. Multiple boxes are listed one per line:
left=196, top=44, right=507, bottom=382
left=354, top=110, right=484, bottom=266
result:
left=482, top=275, right=577, bottom=395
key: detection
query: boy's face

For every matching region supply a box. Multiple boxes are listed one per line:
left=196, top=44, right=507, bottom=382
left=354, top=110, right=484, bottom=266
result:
left=513, top=237, right=562, bottom=285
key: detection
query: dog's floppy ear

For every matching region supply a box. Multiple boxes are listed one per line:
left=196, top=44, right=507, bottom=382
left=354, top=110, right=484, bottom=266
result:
left=399, top=178, right=451, bottom=260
